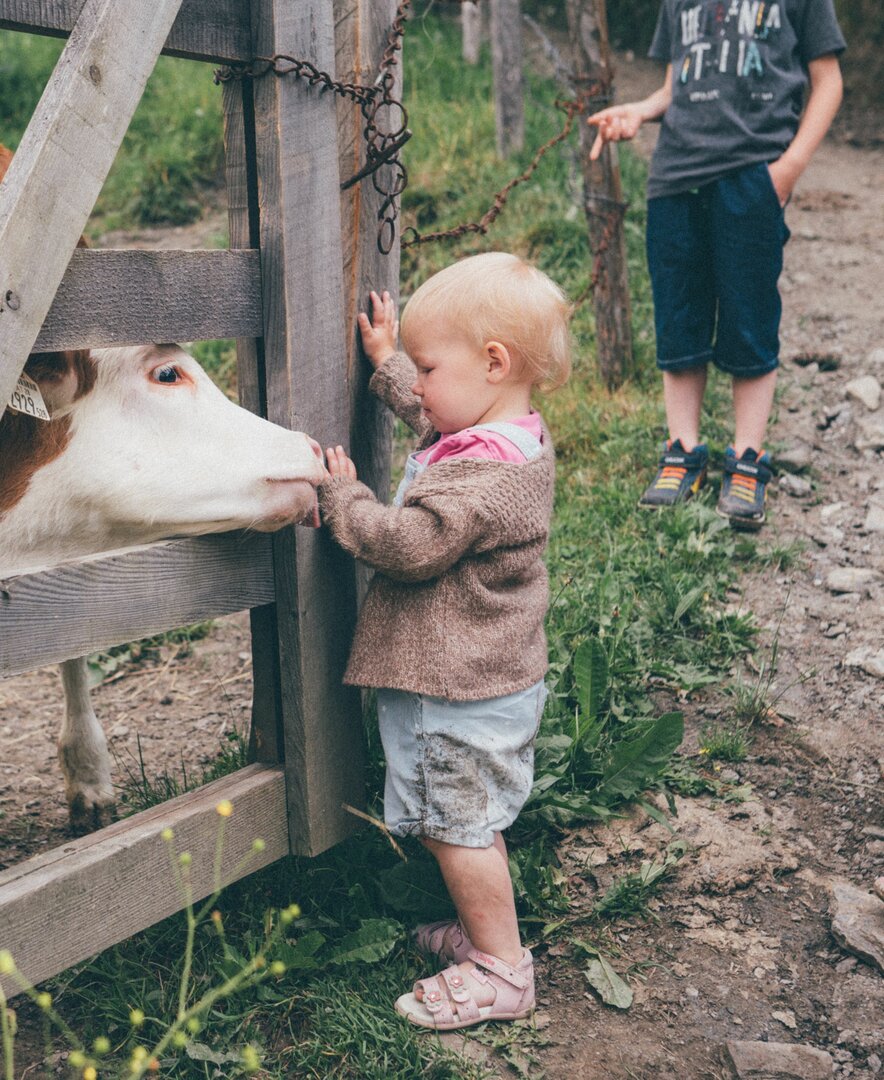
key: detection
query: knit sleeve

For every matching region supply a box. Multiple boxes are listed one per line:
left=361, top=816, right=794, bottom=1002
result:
left=368, top=352, right=434, bottom=440
left=317, top=476, right=488, bottom=583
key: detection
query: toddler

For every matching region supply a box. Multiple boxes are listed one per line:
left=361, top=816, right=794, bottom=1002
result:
left=318, top=252, right=570, bottom=1030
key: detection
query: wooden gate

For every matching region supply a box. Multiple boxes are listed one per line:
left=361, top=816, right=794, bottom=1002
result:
left=0, top=0, right=398, bottom=996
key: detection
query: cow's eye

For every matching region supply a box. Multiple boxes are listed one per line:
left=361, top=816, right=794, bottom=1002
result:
left=151, top=364, right=182, bottom=384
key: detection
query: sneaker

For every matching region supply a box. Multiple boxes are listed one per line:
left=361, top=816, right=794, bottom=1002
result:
left=639, top=439, right=709, bottom=508
left=716, top=447, right=773, bottom=531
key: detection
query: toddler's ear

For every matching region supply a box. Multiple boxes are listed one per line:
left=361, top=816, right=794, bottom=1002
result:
left=484, top=340, right=512, bottom=383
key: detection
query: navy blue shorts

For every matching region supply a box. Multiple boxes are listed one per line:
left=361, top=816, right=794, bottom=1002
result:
left=646, top=162, right=791, bottom=379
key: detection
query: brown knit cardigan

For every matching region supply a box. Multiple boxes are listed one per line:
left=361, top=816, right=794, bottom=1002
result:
left=317, top=352, right=555, bottom=700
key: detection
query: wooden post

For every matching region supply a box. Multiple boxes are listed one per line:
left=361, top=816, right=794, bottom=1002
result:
left=247, top=0, right=366, bottom=856
left=222, top=75, right=285, bottom=766
left=0, top=0, right=185, bottom=418
left=566, top=0, right=633, bottom=388
left=462, top=1, right=482, bottom=65
left=334, top=0, right=397, bottom=531
left=489, top=0, right=524, bottom=158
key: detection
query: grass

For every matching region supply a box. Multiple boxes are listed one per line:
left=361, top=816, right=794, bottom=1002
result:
left=0, top=7, right=791, bottom=1077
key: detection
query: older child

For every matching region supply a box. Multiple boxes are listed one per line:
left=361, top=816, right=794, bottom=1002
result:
left=318, top=252, right=570, bottom=1030
left=589, top=0, right=844, bottom=529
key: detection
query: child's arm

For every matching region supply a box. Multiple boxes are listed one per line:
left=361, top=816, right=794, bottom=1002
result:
left=358, top=290, right=433, bottom=439
left=587, top=65, right=673, bottom=162
left=767, top=55, right=843, bottom=207
left=322, top=446, right=488, bottom=583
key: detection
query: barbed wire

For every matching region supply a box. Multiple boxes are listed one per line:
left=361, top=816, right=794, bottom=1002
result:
left=214, top=2, right=626, bottom=303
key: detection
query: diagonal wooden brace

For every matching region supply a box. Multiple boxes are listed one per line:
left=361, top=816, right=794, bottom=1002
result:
left=0, top=0, right=186, bottom=420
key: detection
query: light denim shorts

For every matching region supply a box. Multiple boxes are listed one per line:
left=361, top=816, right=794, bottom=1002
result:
left=376, top=680, right=548, bottom=849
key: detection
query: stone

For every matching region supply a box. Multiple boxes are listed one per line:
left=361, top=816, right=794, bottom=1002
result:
left=820, top=502, right=847, bottom=522
left=724, top=1040, right=833, bottom=1079
left=868, top=347, right=884, bottom=368
left=862, top=503, right=884, bottom=533
left=844, top=648, right=884, bottom=679
left=868, top=1052, right=881, bottom=1074
left=826, top=568, right=881, bottom=593
left=780, top=473, right=812, bottom=497
left=773, top=1009, right=798, bottom=1029
left=774, top=443, right=814, bottom=473
left=829, top=878, right=884, bottom=973
left=854, top=413, right=884, bottom=452
left=845, top=376, right=882, bottom=412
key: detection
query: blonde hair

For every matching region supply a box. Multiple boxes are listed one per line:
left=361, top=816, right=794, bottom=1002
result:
left=400, top=252, right=572, bottom=391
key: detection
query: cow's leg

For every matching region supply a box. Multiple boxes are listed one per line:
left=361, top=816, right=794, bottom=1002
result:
left=58, top=657, right=116, bottom=833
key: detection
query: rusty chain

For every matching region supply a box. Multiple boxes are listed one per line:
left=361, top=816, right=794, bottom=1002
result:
left=214, top=0, right=413, bottom=254
left=214, top=5, right=627, bottom=299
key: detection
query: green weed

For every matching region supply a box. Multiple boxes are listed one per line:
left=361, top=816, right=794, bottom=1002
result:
left=698, top=721, right=751, bottom=763
left=87, top=621, right=215, bottom=687
left=591, top=843, right=686, bottom=922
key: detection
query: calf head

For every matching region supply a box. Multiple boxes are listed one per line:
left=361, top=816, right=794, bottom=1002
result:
left=0, top=344, right=326, bottom=576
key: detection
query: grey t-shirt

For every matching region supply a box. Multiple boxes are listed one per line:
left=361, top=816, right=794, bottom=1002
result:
left=647, top=0, right=845, bottom=198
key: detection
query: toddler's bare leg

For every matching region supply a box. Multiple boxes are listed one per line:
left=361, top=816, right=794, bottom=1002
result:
left=662, top=368, right=707, bottom=450
left=732, top=370, right=778, bottom=456
left=421, top=834, right=522, bottom=965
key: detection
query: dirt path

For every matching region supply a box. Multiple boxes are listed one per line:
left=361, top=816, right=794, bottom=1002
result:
left=1, top=53, right=882, bottom=1080
left=505, top=55, right=884, bottom=1080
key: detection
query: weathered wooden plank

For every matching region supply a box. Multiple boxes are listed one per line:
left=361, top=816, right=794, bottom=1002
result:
left=490, top=0, right=525, bottom=157
left=0, top=763, right=287, bottom=998
left=222, top=77, right=284, bottom=765
left=0, top=0, right=185, bottom=420
left=566, top=0, right=634, bottom=387
left=32, top=248, right=262, bottom=350
left=251, top=0, right=365, bottom=856
left=334, top=0, right=397, bottom=597
left=0, top=533, right=273, bottom=676
left=0, top=0, right=252, bottom=63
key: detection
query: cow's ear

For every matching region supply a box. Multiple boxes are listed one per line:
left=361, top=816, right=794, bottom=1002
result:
left=24, top=350, right=94, bottom=416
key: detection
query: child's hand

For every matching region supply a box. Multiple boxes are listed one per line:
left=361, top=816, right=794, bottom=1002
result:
left=587, top=103, right=644, bottom=160
left=358, top=289, right=399, bottom=369
left=326, top=445, right=358, bottom=482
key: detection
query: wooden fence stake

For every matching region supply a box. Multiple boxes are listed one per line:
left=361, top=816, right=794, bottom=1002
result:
left=567, top=0, right=634, bottom=388
left=462, top=1, right=482, bottom=65
left=490, top=0, right=524, bottom=158
left=248, top=0, right=366, bottom=856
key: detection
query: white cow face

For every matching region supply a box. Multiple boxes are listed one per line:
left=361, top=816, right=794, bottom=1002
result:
left=0, top=344, right=327, bottom=575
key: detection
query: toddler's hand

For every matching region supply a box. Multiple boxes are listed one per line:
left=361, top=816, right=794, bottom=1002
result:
left=587, top=103, right=644, bottom=160
left=358, top=289, right=399, bottom=369
left=326, top=445, right=358, bottom=482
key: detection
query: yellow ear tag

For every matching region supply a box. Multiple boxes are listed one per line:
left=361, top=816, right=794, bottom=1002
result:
left=7, top=373, right=51, bottom=421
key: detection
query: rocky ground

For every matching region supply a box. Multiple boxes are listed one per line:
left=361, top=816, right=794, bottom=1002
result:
left=1, top=51, right=882, bottom=1080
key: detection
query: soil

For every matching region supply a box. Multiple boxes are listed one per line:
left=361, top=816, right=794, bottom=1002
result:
left=2, top=51, right=882, bottom=1080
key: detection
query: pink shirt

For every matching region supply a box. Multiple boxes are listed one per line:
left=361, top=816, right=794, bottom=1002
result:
left=415, top=412, right=543, bottom=466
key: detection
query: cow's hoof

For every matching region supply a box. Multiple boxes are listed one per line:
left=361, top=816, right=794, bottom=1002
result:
left=68, top=791, right=117, bottom=835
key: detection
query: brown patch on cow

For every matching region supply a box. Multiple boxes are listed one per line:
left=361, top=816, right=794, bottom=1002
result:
left=0, top=350, right=96, bottom=515
left=0, top=144, right=12, bottom=184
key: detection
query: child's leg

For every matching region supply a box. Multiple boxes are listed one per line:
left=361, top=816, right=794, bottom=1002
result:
left=732, top=369, right=778, bottom=456
left=663, top=367, right=708, bottom=451
left=421, top=833, right=522, bottom=966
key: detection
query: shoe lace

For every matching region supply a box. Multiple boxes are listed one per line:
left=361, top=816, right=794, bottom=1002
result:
left=655, top=464, right=686, bottom=488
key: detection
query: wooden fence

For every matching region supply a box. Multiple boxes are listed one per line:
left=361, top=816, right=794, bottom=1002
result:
left=0, top=0, right=397, bottom=996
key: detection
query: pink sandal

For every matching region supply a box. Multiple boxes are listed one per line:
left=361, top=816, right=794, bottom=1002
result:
left=395, top=948, right=535, bottom=1030
left=412, top=920, right=474, bottom=964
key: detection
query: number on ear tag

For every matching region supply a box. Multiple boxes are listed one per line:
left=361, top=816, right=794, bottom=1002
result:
left=6, top=373, right=51, bottom=421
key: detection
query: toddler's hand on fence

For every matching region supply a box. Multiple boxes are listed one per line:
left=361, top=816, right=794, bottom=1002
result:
left=358, top=290, right=399, bottom=369
left=325, top=445, right=358, bottom=482
left=587, top=104, right=643, bottom=160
